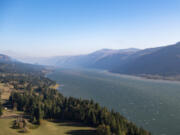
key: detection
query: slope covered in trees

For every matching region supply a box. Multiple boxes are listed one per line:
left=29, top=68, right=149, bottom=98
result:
left=0, top=53, right=46, bottom=75
left=0, top=61, right=45, bottom=75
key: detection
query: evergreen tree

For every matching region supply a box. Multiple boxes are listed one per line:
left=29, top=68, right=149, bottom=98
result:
left=97, top=124, right=111, bottom=135
left=34, top=105, right=42, bottom=125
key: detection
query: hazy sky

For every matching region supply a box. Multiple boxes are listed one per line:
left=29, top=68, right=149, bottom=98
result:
left=1, top=0, right=180, bottom=57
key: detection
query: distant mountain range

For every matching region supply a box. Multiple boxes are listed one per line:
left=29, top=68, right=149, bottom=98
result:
left=1, top=42, right=180, bottom=77
left=54, top=48, right=140, bottom=68
left=52, top=42, right=180, bottom=77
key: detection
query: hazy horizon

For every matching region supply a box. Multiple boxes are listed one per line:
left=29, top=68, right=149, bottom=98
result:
left=0, top=42, right=179, bottom=59
left=1, top=0, right=180, bottom=57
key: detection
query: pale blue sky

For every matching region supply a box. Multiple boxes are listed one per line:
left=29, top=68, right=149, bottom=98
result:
left=0, top=0, right=180, bottom=57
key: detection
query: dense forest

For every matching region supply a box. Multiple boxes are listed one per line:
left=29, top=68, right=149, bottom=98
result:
left=0, top=61, right=151, bottom=135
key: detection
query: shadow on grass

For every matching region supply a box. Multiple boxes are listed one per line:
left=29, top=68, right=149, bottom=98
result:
left=18, top=130, right=30, bottom=134
left=47, top=119, right=97, bottom=135
left=66, top=130, right=97, bottom=135
left=59, top=122, right=90, bottom=127
left=48, top=119, right=90, bottom=128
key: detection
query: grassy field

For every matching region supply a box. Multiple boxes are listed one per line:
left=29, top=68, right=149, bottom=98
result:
left=0, top=118, right=96, bottom=135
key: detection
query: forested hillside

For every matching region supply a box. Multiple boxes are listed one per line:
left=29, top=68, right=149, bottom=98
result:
left=0, top=60, right=45, bottom=75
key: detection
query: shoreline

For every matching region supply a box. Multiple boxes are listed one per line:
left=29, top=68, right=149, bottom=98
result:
left=102, top=70, right=180, bottom=84
left=50, top=83, right=60, bottom=89
left=44, top=69, right=61, bottom=90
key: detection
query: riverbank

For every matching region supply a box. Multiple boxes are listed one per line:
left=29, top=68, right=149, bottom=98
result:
left=50, top=83, right=60, bottom=89
left=104, top=70, right=180, bottom=83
